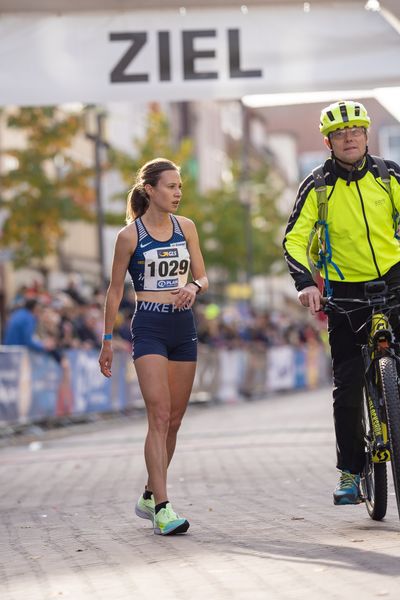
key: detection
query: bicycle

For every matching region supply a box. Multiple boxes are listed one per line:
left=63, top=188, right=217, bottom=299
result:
left=323, top=281, right=400, bottom=521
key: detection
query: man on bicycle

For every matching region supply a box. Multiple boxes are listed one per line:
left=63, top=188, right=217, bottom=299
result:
left=283, top=100, right=400, bottom=505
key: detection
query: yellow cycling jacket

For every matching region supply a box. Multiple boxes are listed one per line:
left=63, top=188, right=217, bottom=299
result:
left=283, top=155, right=400, bottom=291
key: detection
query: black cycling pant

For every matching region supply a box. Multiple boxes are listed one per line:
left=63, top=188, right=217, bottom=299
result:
left=328, top=262, right=400, bottom=474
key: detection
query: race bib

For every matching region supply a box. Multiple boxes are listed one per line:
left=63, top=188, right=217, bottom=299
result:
left=143, top=245, right=190, bottom=290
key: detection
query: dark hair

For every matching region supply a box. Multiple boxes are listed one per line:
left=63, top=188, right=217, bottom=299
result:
left=25, top=298, right=39, bottom=311
left=126, top=158, right=179, bottom=223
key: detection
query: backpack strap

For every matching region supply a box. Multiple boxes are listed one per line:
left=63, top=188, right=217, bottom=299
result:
left=311, top=165, right=345, bottom=295
left=373, top=155, right=390, bottom=183
left=372, top=155, right=400, bottom=240
left=312, top=165, right=328, bottom=225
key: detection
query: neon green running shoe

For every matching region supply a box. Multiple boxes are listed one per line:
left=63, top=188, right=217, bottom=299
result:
left=154, top=503, right=190, bottom=536
left=135, top=493, right=155, bottom=522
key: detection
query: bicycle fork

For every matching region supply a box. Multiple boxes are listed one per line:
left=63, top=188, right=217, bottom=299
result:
left=362, top=346, right=391, bottom=463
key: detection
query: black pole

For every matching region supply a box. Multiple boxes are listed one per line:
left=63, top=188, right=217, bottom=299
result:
left=0, top=264, right=5, bottom=343
left=86, top=108, right=108, bottom=291
left=240, top=101, right=253, bottom=285
left=0, top=112, right=6, bottom=340
left=94, top=112, right=106, bottom=290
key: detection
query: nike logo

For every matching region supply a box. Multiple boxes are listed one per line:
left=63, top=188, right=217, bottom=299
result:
left=192, top=337, right=197, bottom=341
left=140, top=241, right=152, bottom=248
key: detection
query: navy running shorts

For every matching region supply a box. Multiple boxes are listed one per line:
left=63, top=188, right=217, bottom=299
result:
left=131, top=301, right=198, bottom=362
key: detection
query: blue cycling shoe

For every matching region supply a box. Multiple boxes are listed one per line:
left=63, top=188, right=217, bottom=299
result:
left=333, top=470, right=363, bottom=505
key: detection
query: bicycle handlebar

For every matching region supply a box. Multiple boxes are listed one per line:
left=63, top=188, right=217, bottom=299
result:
left=321, top=292, right=400, bottom=316
left=322, top=296, right=394, bottom=307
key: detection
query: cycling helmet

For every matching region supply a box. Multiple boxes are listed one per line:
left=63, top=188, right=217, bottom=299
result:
left=319, top=100, right=371, bottom=136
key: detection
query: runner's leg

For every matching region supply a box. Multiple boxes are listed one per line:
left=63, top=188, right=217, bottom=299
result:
left=134, top=354, right=171, bottom=505
left=166, top=360, right=196, bottom=464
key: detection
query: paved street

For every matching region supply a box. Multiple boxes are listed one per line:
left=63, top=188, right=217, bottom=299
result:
left=1, top=387, right=399, bottom=600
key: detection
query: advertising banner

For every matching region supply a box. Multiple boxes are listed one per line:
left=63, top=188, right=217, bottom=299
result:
left=29, top=352, right=62, bottom=420
left=0, top=6, right=399, bottom=106
left=0, top=348, right=27, bottom=424
left=266, top=345, right=296, bottom=392
left=0, top=344, right=330, bottom=425
left=67, top=349, right=112, bottom=414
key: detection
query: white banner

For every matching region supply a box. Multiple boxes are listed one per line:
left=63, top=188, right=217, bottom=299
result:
left=266, top=346, right=296, bottom=392
left=0, top=5, right=399, bottom=106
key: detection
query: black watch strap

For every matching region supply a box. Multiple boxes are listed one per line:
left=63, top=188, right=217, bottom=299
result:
left=192, top=280, right=202, bottom=293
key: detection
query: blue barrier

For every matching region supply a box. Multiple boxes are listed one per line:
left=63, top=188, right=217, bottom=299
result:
left=67, top=349, right=112, bottom=414
left=29, top=352, right=62, bottom=420
left=0, top=344, right=330, bottom=426
left=0, top=348, right=23, bottom=423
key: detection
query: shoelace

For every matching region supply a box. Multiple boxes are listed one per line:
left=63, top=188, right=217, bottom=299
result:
left=164, top=506, right=178, bottom=519
left=338, top=471, right=358, bottom=490
left=157, top=505, right=179, bottom=523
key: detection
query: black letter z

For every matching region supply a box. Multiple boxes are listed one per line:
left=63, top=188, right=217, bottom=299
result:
left=110, top=32, right=148, bottom=83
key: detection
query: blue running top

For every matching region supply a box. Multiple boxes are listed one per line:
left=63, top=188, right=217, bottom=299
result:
left=128, top=215, right=190, bottom=292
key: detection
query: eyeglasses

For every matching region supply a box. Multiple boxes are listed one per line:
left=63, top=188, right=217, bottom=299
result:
left=330, top=126, right=366, bottom=141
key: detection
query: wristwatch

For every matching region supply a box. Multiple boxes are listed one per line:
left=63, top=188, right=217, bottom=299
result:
left=191, top=280, right=202, bottom=293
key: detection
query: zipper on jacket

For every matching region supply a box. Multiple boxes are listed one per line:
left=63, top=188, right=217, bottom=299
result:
left=356, top=180, right=381, bottom=278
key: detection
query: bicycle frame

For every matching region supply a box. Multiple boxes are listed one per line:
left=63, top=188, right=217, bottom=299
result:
left=324, top=282, right=400, bottom=519
left=325, top=293, right=396, bottom=463
left=362, top=310, right=391, bottom=464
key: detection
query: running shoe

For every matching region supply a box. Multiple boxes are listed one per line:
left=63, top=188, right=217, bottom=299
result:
left=333, top=470, right=362, bottom=505
left=154, top=503, right=190, bottom=536
left=135, top=493, right=155, bottom=522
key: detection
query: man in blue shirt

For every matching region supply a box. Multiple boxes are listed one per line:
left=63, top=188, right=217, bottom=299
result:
left=4, top=299, right=47, bottom=351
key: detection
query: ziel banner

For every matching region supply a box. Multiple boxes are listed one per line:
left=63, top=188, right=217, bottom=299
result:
left=0, top=6, right=399, bottom=106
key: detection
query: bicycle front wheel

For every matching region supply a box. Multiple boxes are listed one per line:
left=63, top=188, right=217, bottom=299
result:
left=378, top=356, right=400, bottom=520
left=361, top=386, right=387, bottom=520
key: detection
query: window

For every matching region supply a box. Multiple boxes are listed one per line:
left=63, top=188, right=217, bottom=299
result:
left=379, top=126, right=400, bottom=165
left=298, top=151, right=328, bottom=181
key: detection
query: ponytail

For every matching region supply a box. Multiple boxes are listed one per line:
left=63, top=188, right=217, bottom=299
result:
left=126, top=186, right=149, bottom=223
left=125, top=157, right=179, bottom=224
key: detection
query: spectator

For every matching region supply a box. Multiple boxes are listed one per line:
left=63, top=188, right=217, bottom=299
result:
left=75, top=306, right=102, bottom=349
left=3, top=298, right=54, bottom=351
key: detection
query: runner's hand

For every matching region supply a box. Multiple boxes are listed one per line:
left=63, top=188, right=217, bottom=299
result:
left=99, top=343, right=113, bottom=377
left=171, top=284, right=197, bottom=309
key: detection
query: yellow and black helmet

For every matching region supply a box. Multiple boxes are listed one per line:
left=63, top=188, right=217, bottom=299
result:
left=319, top=100, right=371, bottom=136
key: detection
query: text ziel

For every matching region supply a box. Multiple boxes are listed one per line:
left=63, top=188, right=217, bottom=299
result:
left=110, top=29, right=263, bottom=83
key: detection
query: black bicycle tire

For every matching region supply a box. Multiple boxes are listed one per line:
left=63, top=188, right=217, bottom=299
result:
left=363, top=462, right=387, bottom=521
left=361, top=387, right=387, bottom=520
left=378, top=356, right=400, bottom=520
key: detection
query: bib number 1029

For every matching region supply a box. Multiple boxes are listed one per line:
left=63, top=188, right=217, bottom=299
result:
left=148, top=259, right=189, bottom=278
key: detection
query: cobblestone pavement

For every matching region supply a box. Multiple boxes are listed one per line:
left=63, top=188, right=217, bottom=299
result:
left=1, top=388, right=400, bottom=600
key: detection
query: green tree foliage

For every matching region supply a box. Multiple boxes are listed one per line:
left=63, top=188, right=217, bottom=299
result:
left=110, top=108, right=286, bottom=281
left=109, top=109, right=195, bottom=212
left=0, top=107, right=94, bottom=270
left=204, top=168, right=285, bottom=279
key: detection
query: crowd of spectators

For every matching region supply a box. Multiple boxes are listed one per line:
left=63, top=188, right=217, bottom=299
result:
left=195, top=302, right=325, bottom=349
left=1, top=278, right=325, bottom=354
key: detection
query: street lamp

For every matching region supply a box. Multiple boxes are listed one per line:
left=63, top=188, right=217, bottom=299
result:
left=84, top=106, right=109, bottom=291
left=239, top=100, right=254, bottom=285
